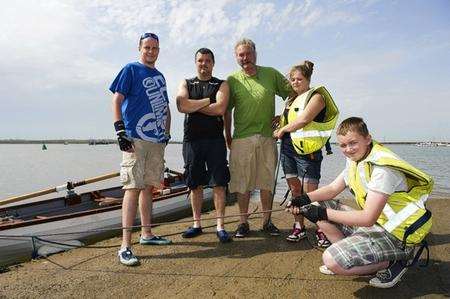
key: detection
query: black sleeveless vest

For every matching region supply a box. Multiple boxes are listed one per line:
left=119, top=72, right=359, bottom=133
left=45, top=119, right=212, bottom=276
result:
left=183, top=76, right=224, bottom=142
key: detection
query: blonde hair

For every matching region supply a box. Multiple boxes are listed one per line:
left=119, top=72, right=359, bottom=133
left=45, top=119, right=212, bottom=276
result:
left=337, top=117, right=370, bottom=137
left=234, top=38, right=256, bottom=52
left=288, top=60, right=314, bottom=81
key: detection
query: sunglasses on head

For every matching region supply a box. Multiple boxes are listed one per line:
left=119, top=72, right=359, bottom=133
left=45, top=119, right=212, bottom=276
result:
left=140, top=32, right=159, bottom=41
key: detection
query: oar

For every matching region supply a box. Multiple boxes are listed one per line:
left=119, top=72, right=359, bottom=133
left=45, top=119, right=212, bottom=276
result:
left=164, top=168, right=183, bottom=177
left=0, top=172, right=119, bottom=206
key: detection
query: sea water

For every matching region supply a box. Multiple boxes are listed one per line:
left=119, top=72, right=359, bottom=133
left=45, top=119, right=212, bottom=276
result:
left=0, top=143, right=448, bottom=202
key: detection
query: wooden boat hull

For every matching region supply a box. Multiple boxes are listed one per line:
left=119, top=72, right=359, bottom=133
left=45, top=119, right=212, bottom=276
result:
left=0, top=184, right=213, bottom=267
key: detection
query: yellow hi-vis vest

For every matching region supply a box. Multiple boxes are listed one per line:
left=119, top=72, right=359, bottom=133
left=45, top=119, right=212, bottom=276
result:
left=283, top=86, right=339, bottom=155
left=348, top=142, right=433, bottom=246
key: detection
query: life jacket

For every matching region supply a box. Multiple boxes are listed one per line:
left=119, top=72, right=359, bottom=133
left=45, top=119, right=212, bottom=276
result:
left=281, top=86, right=339, bottom=155
left=347, top=142, right=433, bottom=246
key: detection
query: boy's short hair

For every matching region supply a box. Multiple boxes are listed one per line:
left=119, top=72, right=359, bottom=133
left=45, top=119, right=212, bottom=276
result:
left=337, top=117, right=370, bottom=137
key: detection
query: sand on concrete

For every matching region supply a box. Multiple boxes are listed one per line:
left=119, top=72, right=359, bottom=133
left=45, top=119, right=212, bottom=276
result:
left=0, top=198, right=449, bottom=298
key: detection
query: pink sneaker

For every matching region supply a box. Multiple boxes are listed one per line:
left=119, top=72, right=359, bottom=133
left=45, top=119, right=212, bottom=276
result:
left=286, top=225, right=307, bottom=242
left=316, top=230, right=331, bottom=248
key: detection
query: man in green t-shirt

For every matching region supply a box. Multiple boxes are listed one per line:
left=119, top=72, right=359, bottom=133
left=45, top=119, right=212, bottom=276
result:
left=225, top=38, right=291, bottom=238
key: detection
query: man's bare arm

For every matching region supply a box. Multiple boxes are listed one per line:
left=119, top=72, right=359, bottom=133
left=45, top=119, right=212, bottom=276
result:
left=198, top=81, right=230, bottom=116
left=224, top=110, right=233, bottom=149
left=176, top=80, right=210, bottom=113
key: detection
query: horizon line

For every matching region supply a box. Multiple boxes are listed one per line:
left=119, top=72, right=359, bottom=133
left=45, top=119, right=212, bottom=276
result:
left=1, top=139, right=449, bottom=145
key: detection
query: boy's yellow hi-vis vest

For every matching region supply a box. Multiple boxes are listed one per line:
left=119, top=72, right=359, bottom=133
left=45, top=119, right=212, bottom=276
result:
left=348, top=142, right=433, bottom=246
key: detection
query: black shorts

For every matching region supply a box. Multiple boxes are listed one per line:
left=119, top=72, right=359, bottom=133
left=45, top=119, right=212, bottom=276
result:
left=182, top=138, right=230, bottom=189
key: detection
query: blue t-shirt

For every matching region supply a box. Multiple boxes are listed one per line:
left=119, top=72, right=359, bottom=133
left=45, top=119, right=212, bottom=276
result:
left=109, top=62, right=169, bottom=143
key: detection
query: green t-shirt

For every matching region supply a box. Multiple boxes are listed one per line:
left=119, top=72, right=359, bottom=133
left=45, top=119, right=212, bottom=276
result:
left=227, top=66, right=292, bottom=138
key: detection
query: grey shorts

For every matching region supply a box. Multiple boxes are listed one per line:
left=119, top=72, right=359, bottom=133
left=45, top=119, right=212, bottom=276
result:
left=320, top=200, right=413, bottom=269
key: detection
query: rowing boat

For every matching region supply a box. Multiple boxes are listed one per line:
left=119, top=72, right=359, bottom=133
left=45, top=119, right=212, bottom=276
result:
left=0, top=170, right=212, bottom=267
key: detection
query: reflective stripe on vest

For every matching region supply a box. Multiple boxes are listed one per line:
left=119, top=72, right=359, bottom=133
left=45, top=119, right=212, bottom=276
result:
left=290, top=129, right=333, bottom=138
left=383, top=194, right=428, bottom=232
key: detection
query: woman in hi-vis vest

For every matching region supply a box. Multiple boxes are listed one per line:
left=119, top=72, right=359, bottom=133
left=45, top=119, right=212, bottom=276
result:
left=273, top=61, right=338, bottom=246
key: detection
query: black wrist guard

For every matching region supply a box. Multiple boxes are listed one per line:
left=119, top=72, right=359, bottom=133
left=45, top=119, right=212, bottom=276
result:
left=114, top=120, right=126, bottom=134
left=114, top=120, right=133, bottom=151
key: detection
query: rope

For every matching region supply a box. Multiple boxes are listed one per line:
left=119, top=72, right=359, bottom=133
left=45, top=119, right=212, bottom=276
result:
left=0, top=207, right=284, bottom=239
left=0, top=206, right=269, bottom=251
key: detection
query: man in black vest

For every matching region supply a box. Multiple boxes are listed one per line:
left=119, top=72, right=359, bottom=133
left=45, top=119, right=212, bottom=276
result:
left=176, top=48, right=231, bottom=243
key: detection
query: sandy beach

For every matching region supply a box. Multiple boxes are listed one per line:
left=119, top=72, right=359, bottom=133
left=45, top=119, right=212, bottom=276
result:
left=0, top=198, right=448, bottom=298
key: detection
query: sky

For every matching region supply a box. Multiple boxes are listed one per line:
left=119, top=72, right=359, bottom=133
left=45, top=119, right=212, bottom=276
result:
left=0, top=0, right=449, bottom=142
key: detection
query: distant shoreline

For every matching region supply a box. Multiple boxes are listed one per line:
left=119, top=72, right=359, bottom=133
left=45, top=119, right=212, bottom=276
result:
left=0, top=139, right=448, bottom=145
left=0, top=139, right=184, bottom=145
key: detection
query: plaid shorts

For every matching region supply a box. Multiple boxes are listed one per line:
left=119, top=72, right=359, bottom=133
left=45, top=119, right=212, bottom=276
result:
left=320, top=200, right=413, bottom=269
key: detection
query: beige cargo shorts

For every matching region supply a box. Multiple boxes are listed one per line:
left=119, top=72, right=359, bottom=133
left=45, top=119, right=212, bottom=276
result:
left=229, top=135, right=277, bottom=194
left=120, top=139, right=165, bottom=190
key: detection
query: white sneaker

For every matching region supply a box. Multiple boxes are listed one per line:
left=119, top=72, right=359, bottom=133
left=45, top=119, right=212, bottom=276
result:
left=319, top=265, right=335, bottom=275
left=286, top=225, right=307, bottom=242
left=118, top=247, right=139, bottom=266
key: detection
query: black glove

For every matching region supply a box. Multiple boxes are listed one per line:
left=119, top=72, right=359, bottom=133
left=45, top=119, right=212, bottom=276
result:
left=287, top=193, right=311, bottom=208
left=299, top=205, right=328, bottom=223
left=114, top=120, right=133, bottom=152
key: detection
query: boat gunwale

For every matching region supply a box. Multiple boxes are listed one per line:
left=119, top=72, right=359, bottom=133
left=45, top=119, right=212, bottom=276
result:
left=0, top=186, right=189, bottom=231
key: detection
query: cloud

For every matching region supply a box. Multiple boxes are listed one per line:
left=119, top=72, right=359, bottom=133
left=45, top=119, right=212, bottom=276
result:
left=0, top=1, right=115, bottom=94
left=1, top=0, right=448, bottom=140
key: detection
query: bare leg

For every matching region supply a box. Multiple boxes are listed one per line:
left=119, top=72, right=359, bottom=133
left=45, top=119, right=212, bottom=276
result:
left=323, top=251, right=389, bottom=275
left=190, top=186, right=203, bottom=227
left=237, top=191, right=250, bottom=224
left=138, top=186, right=154, bottom=238
left=260, top=189, right=273, bottom=224
left=316, top=220, right=346, bottom=243
left=214, top=186, right=226, bottom=230
left=286, top=177, right=304, bottom=227
left=121, top=189, right=140, bottom=249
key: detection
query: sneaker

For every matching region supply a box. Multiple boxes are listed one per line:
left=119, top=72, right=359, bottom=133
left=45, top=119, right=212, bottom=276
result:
left=262, top=220, right=280, bottom=236
left=316, top=230, right=331, bottom=248
left=181, top=227, right=203, bottom=238
left=286, top=225, right=307, bottom=242
left=319, top=265, right=335, bottom=275
left=369, top=261, right=408, bottom=288
left=140, top=235, right=172, bottom=245
left=216, top=230, right=232, bottom=243
left=235, top=222, right=250, bottom=238
left=118, top=247, right=139, bottom=266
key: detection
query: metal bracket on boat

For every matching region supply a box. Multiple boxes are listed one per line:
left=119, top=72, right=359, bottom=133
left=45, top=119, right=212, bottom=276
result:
left=55, top=183, right=70, bottom=192
left=65, top=190, right=81, bottom=206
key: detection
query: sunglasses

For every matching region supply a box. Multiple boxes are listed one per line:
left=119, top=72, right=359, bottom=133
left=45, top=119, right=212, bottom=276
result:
left=140, top=32, right=159, bottom=41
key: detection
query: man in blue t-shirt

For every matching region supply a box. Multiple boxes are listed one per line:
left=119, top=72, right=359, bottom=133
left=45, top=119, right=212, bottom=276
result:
left=110, top=32, right=171, bottom=266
